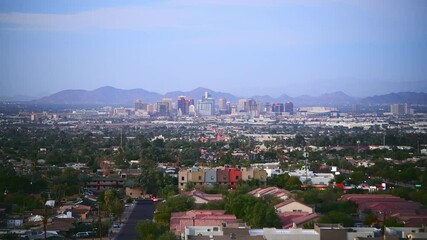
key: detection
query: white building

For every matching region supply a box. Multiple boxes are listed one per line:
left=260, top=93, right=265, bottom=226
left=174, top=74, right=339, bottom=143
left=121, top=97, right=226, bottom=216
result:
left=288, top=169, right=334, bottom=185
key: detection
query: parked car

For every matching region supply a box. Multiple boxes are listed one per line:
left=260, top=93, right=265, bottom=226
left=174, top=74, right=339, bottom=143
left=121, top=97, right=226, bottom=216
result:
left=74, top=232, right=89, bottom=238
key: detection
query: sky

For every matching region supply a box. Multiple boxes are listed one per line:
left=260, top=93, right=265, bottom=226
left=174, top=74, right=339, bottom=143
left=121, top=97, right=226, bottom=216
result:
left=0, top=0, right=426, bottom=98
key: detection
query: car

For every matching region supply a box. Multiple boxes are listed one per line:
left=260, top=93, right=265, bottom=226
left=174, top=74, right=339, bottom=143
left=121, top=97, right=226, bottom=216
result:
left=124, top=203, right=130, bottom=208
left=74, top=232, right=90, bottom=238
left=113, top=223, right=120, bottom=228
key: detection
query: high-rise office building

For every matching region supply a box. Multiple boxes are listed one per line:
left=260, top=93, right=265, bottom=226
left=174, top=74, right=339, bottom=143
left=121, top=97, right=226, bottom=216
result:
left=218, top=98, right=230, bottom=114
left=197, top=91, right=215, bottom=116
left=390, top=103, right=408, bottom=115
left=285, top=102, right=294, bottom=114
left=177, top=96, right=193, bottom=116
left=135, top=99, right=143, bottom=110
left=245, top=99, right=259, bottom=117
left=272, top=103, right=284, bottom=114
left=147, top=104, right=155, bottom=114
left=157, top=102, right=170, bottom=116
left=238, top=99, right=247, bottom=112
left=162, top=98, right=173, bottom=112
left=177, top=96, right=187, bottom=115
left=245, top=99, right=258, bottom=112
left=264, top=102, right=272, bottom=113
left=352, top=104, right=361, bottom=113
left=218, top=98, right=227, bottom=110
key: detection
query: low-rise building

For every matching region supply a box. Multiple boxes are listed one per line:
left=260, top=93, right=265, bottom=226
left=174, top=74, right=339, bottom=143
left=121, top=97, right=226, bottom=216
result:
left=249, top=187, right=291, bottom=200
left=183, top=190, right=224, bottom=204
left=170, top=210, right=243, bottom=236
left=339, top=194, right=427, bottom=227
left=185, top=226, right=320, bottom=240
left=85, top=177, right=125, bottom=192
left=275, top=199, right=314, bottom=214
left=125, top=187, right=144, bottom=199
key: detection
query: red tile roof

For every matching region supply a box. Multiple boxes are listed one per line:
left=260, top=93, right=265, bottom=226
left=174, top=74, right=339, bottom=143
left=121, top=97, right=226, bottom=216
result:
left=280, top=212, right=321, bottom=229
left=340, top=194, right=426, bottom=227
left=170, top=210, right=241, bottom=235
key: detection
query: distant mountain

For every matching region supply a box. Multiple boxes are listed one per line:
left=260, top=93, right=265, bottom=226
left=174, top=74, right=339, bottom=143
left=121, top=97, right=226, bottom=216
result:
left=361, top=92, right=427, bottom=104
left=251, top=95, right=279, bottom=104
left=29, top=86, right=427, bottom=106
left=0, top=95, right=38, bottom=102
left=294, top=91, right=357, bottom=105
left=164, top=87, right=240, bottom=103
left=34, top=86, right=162, bottom=105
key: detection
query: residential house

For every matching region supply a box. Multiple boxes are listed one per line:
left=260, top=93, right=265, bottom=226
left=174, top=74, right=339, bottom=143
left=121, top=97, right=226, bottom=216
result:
left=241, top=167, right=254, bottom=181
left=189, top=168, right=205, bottom=187
left=228, top=168, right=242, bottom=189
left=275, top=199, right=318, bottom=229
left=170, top=210, right=243, bottom=236
left=275, top=199, right=314, bottom=214
left=179, top=169, right=189, bottom=191
left=253, top=168, right=268, bottom=183
left=216, top=168, right=229, bottom=186
left=183, top=190, right=224, bottom=204
left=204, top=169, right=217, bottom=187
left=339, top=194, right=427, bottom=227
left=125, top=187, right=144, bottom=199
left=249, top=187, right=291, bottom=200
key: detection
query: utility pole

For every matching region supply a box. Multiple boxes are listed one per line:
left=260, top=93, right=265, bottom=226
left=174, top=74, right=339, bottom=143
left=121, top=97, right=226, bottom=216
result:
left=98, top=205, right=102, bottom=240
left=357, top=140, right=360, bottom=153
left=120, top=128, right=123, bottom=151
left=417, top=140, right=420, bottom=156
left=303, top=149, right=309, bottom=184
left=383, top=134, right=386, bottom=147
left=43, top=205, right=47, bottom=240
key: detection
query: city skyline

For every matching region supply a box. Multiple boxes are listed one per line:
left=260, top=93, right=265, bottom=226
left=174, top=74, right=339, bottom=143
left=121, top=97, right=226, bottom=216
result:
left=1, top=0, right=427, bottom=98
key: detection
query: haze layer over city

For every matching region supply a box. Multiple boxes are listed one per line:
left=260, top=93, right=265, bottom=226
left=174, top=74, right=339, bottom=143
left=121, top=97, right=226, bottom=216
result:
left=1, top=0, right=427, bottom=98
left=1, top=1, right=427, bottom=240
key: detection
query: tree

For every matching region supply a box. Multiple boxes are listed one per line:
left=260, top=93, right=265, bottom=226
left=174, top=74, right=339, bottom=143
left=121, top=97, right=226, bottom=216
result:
left=225, top=193, right=281, bottom=228
left=285, top=176, right=302, bottom=190
left=136, top=220, right=176, bottom=240
left=154, top=195, right=195, bottom=224
left=137, top=169, right=159, bottom=196
left=268, top=174, right=290, bottom=188
left=103, top=189, right=124, bottom=221
left=319, top=211, right=354, bottom=227
left=364, top=213, right=378, bottom=225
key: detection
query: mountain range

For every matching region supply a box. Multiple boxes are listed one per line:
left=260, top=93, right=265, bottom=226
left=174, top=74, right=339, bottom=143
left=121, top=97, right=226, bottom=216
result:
left=11, top=86, right=427, bottom=106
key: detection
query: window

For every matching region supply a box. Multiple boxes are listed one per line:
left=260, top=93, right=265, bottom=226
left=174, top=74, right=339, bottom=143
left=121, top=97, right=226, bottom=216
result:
left=213, top=227, right=219, bottom=231
left=236, top=176, right=239, bottom=180
left=198, top=176, right=202, bottom=180
left=181, top=177, right=185, bottom=181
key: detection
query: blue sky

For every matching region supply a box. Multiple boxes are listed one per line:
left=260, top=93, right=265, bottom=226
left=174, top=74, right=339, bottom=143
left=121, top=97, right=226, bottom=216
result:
left=0, top=0, right=426, bottom=98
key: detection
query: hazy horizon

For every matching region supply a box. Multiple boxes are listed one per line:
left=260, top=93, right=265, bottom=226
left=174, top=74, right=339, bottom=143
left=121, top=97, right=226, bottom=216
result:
left=1, top=0, right=426, bottom=98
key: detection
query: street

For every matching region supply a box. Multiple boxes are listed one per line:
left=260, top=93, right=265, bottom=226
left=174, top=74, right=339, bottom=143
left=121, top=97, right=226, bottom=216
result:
left=114, top=199, right=155, bottom=240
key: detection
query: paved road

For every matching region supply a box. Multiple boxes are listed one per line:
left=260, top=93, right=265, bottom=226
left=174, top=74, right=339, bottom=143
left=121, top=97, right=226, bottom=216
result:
left=114, top=200, right=155, bottom=240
